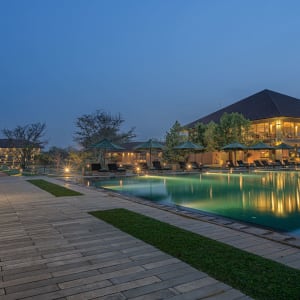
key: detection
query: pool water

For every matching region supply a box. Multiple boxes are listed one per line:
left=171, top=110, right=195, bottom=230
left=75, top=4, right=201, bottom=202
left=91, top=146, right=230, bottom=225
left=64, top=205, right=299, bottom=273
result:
left=89, top=172, right=300, bottom=235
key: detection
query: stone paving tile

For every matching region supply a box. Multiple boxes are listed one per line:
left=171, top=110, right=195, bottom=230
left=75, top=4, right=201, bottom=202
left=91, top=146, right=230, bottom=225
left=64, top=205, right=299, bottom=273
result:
left=4, top=270, right=100, bottom=294
left=288, top=239, right=300, bottom=247
left=204, top=288, right=246, bottom=299
left=130, top=288, right=177, bottom=300
left=2, top=260, right=92, bottom=282
left=81, top=241, right=147, bottom=257
left=0, top=255, right=43, bottom=268
left=122, top=272, right=207, bottom=298
left=40, top=246, right=78, bottom=257
left=157, top=266, right=203, bottom=281
left=22, top=279, right=113, bottom=300
left=238, top=240, right=276, bottom=252
left=168, top=282, right=232, bottom=300
left=94, top=293, right=126, bottom=300
left=98, top=254, right=173, bottom=275
left=174, top=276, right=219, bottom=293
left=52, top=258, right=132, bottom=278
left=59, top=266, right=143, bottom=289
left=67, top=276, right=161, bottom=300
left=2, top=176, right=300, bottom=300
left=0, top=283, right=59, bottom=300
left=46, top=251, right=123, bottom=268
left=263, top=246, right=300, bottom=260
left=129, top=250, right=164, bottom=262
left=277, top=252, right=300, bottom=265
left=1, top=262, right=48, bottom=277
left=142, top=258, right=179, bottom=270
left=0, top=273, right=52, bottom=289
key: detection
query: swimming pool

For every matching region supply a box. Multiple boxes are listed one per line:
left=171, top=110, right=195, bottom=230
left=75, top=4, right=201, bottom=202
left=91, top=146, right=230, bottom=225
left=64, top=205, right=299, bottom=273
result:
left=88, top=172, right=300, bottom=235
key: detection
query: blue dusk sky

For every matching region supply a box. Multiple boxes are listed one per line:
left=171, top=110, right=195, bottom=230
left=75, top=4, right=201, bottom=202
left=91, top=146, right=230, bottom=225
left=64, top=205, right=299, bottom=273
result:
left=1, top=0, right=300, bottom=148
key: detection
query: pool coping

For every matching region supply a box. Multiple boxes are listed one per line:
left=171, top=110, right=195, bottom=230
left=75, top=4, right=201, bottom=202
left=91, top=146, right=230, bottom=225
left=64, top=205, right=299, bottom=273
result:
left=103, top=189, right=300, bottom=248
left=62, top=175, right=300, bottom=250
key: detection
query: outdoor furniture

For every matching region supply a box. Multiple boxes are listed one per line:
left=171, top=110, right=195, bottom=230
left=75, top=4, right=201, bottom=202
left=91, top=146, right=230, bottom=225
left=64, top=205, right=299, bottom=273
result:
left=275, top=159, right=286, bottom=167
left=107, top=163, right=126, bottom=173
left=254, top=160, right=264, bottom=168
left=139, top=162, right=149, bottom=170
left=179, top=161, right=187, bottom=170
left=283, top=159, right=294, bottom=167
left=261, top=160, right=273, bottom=168
left=190, top=161, right=202, bottom=170
left=236, top=160, right=248, bottom=168
left=152, top=161, right=171, bottom=171
left=226, top=160, right=237, bottom=168
left=91, top=163, right=108, bottom=172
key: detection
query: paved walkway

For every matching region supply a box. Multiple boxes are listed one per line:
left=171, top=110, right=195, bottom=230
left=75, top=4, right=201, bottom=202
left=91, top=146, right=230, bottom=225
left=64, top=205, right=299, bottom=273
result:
left=0, top=176, right=299, bottom=299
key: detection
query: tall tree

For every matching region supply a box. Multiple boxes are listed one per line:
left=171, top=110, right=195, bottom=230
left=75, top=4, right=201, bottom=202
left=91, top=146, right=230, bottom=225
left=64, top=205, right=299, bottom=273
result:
left=204, top=122, right=218, bottom=151
left=189, top=122, right=206, bottom=146
left=215, top=112, right=251, bottom=147
left=2, top=123, right=47, bottom=168
left=68, top=148, right=90, bottom=170
left=74, top=110, right=136, bottom=148
left=163, top=121, right=187, bottom=163
left=47, top=146, right=69, bottom=170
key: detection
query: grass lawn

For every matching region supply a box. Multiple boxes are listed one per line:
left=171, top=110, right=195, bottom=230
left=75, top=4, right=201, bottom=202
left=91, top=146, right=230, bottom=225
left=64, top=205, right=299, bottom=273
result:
left=90, top=208, right=300, bottom=300
left=27, top=179, right=83, bottom=197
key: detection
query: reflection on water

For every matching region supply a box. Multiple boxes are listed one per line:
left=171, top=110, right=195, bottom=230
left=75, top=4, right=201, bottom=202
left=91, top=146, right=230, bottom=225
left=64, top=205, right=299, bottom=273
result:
left=88, top=172, right=300, bottom=234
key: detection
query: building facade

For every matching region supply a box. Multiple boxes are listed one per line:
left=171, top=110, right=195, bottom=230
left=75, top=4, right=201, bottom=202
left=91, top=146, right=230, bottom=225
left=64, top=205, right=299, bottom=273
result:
left=185, top=89, right=300, bottom=164
left=0, top=139, right=40, bottom=167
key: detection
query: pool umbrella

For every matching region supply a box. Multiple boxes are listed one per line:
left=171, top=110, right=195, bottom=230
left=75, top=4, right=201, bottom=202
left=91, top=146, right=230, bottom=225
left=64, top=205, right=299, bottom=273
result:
left=275, top=143, right=294, bottom=160
left=90, top=138, right=124, bottom=166
left=134, top=139, right=165, bottom=166
left=249, top=142, right=274, bottom=150
left=222, top=142, right=247, bottom=165
left=275, top=143, right=294, bottom=150
left=174, top=141, right=204, bottom=161
left=248, top=142, right=274, bottom=163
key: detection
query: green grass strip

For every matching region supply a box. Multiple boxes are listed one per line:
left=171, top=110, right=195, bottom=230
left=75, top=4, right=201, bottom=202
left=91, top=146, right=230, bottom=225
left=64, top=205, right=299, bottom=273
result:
left=27, top=179, right=83, bottom=197
left=90, top=208, right=300, bottom=300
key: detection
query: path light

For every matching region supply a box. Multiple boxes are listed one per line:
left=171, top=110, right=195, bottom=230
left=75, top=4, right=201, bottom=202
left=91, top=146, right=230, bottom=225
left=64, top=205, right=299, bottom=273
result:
left=64, top=167, right=70, bottom=173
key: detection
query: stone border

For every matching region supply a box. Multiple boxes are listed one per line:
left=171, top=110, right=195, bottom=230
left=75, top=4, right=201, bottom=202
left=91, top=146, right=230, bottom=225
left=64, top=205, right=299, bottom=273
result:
left=60, top=175, right=300, bottom=249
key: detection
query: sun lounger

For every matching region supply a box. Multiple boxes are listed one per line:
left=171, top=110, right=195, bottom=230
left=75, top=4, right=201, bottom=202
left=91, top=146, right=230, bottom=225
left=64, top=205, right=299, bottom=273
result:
left=190, top=161, right=203, bottom=170
left=107, top=163, right=126, bottom=173
left=275, top=159, right=286, bottom=167
left=139, top=162, right=149, bottom=170
left=152, top=161, right=171, bottom=171
left=179, top=161, right=187, bottom=170
left=91, top=163, right=108, bottom=172
left=283, top=159, right=296, bottom=167
left=237, top=160, right=248, bottom=167
left=226, top=160, right=237, bottom=168
left=261, top=160, right=273, bottom=168
left=254, top=160, right=264, bottom=168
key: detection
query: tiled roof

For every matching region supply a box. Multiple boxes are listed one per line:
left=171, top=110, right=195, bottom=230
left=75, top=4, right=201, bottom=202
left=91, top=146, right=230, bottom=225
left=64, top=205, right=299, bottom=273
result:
left=185, top=89, right=300, bottom=128
left=121, top=141, right=165, bottom=151
left=120, top=142, right=144, bottom=150
left=0, top=139, right=39, bottom=148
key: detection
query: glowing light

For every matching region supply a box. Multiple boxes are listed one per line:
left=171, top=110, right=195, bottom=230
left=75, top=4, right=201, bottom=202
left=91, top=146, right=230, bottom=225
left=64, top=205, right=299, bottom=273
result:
left=64, top=167, right=70, bottom=173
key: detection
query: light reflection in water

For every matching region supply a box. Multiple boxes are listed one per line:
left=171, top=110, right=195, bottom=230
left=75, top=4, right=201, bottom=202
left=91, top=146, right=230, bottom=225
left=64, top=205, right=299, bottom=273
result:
left=87, top=172, right=300, bottom=234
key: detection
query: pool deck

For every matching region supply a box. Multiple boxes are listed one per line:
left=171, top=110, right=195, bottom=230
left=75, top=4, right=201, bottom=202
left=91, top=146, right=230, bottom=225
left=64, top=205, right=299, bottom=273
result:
left=0, top=176, right=300, bottom=299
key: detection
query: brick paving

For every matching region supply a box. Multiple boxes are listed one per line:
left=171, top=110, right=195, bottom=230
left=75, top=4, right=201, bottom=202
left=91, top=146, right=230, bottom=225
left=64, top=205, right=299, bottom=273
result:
left=0, top=175, right=299, bottom=299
